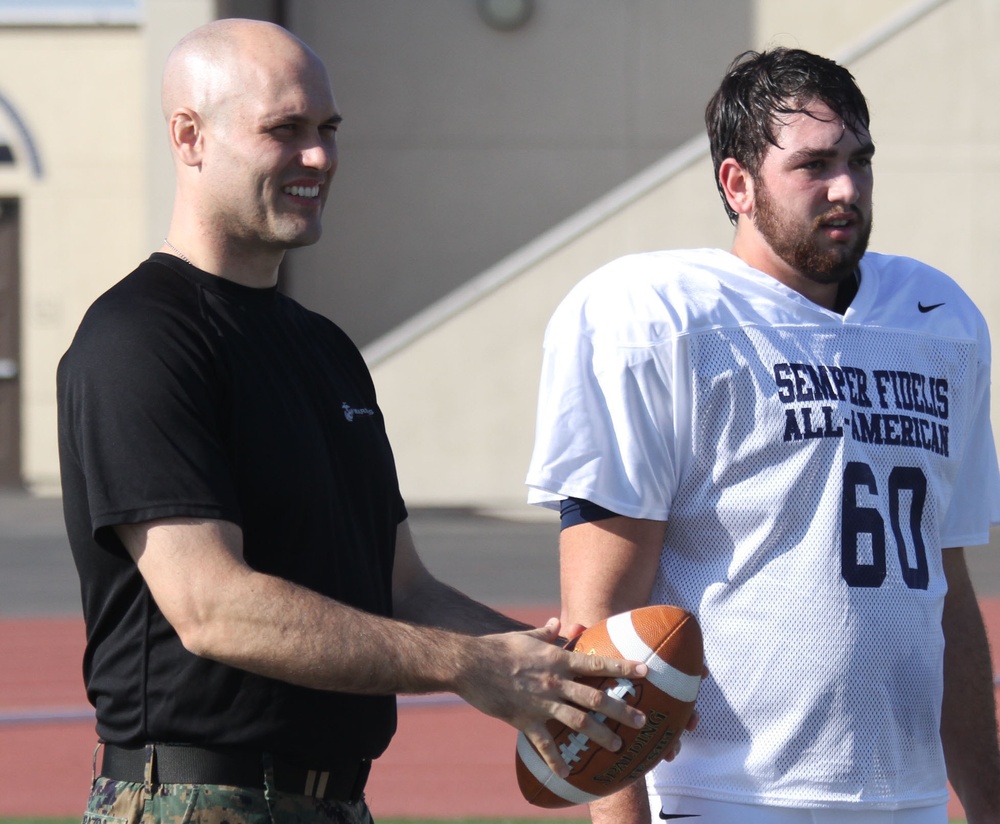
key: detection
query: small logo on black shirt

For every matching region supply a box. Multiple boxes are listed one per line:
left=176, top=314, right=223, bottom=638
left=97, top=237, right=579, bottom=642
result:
left=342, top=402, right=375, bottom=422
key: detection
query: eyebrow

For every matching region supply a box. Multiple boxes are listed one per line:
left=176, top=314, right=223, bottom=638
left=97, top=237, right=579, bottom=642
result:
left=262, top=112, right=344, bottom=128
left=786, top=140, right=875, bottom=164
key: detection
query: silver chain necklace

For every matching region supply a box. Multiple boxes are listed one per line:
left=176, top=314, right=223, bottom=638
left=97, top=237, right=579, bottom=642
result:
left=162, top=238, right=191, bottom=264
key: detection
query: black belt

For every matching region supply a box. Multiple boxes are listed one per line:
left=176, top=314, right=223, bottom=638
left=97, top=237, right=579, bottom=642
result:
left=101, top=743, right=371, bottom=803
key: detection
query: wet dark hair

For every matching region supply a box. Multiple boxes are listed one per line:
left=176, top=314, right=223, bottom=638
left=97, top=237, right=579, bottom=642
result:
left=705, top=47, right=871, bottom=224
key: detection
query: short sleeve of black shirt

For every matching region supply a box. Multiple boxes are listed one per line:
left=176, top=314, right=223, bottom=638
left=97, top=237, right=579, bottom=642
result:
left=60, top=260, right=241, bottom=534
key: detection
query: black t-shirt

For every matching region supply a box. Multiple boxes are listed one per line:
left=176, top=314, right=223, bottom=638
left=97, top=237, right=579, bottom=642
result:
left=57, top=254, right=406, bottom=764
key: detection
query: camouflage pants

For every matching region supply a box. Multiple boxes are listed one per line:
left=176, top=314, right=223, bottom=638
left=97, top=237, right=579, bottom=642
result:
left=82, top=778, right=375, bottom=824
left=81, top=747, right=376, bottom=824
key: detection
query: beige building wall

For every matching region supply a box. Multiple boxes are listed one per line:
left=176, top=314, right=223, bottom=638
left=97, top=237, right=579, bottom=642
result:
left=369, top=142, right=726, bottom=509
left=0, top=25, right=146, bottom=493
left=284, top=0, right=751, bottom=349
left=369, top=0, right=999, bottom=509
left=0, top=0, right=214, bottom=493
left=11, top=0, right=997, bottom=506
left=754, top=0, right=922, bottom=53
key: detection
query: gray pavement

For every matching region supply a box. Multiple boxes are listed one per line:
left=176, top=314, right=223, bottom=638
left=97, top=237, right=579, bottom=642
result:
left=3, top=489, right=1000, bottom=618
left=0, top=490, right=564, bottom=616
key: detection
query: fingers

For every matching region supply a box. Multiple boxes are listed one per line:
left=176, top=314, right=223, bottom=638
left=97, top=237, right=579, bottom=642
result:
left=523, top=690, right=631, bottom=775
left=566, top=645, right=649, bottom=681
left=456, top=626, right=659, bottom=776
left=555, top=646, right=705, bottom=769
left=528, top=617, right=588, bottom=650
left=537, top=616, right=561, bottom=642
left=551, top=688, right=632, bottom=753
left=527, top=622, right=651, bottom=734
left=521, top=721, right=574, bottom=777
left=561, top=673, right=646, bottom=730
left=560, top=621, right=586, bottom=648
left=665, top=736, right=682, bottom=762
left=660, top=710, right=698, bottom=764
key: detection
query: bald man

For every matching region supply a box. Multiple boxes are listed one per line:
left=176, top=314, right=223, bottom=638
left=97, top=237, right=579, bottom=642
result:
left=57, top=19, right=647, bottom=824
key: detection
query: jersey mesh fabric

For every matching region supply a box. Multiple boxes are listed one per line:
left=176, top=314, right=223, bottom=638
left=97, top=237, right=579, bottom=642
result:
left=526, top=248, right=1000, bottom=808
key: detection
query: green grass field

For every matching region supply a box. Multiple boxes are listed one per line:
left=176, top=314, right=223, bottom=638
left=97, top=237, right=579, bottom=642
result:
left=0, top=819, right=970, bottom=824
left=0, top=820, right=591, bottom=824
left=0, top=816, right=589, bottom=824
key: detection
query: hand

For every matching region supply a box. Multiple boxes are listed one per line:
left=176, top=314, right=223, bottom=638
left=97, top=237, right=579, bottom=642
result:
left=663, top=708, right=699, bottom=762
left=662, top=664, right=708, bottom=763
left=455, top=618, right=649, bottom=778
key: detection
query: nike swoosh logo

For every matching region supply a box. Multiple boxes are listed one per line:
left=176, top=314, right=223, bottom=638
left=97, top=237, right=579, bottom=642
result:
left=659, top=815, right=701, bottom=820
left=918, top=302, right=945, bottom=313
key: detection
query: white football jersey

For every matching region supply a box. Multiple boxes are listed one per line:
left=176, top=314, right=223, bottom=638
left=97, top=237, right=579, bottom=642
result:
left=526, top=248, right=1000, bottom=808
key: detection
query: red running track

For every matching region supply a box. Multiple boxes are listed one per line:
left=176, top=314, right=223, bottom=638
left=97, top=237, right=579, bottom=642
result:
left=2, top=603, right=998, bottom=820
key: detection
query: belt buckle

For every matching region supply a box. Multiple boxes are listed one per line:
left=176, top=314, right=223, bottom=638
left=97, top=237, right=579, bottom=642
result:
left=303, top=769, right=331, bottom=799
left=281, top=757, right=370, bottom=803
left=303, top=758, right=372, bottom=804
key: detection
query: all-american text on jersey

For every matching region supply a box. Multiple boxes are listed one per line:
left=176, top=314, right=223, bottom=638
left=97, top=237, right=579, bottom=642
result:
left=776, top=361, right=951, bottom=452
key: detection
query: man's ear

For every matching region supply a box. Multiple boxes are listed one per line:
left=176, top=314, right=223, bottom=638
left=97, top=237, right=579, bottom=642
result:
left=718, top=157, right=754, bottom=218
left=169, top=108, right=203, bottom=168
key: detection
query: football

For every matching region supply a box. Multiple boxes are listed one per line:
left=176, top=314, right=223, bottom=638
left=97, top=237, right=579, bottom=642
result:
left=515, top=605, right=703, bottom=808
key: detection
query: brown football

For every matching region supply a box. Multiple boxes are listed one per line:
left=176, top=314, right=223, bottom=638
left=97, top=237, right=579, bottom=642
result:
left=515, top=605, right=703, bottom=808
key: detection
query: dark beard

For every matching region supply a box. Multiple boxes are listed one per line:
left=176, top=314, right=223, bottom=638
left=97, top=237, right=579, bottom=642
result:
left=753, top=182, right=872, bottom=284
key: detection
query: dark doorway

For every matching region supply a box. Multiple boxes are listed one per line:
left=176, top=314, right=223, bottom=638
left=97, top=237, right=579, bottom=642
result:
left=0, top=199, right=21, bottom=487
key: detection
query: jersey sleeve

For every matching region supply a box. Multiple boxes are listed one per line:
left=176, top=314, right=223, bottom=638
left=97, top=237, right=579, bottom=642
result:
left=525, top=265, right=679, bottom=520
left=939, top=327, right=1000, bottom=546
left=58, top=283, right=241, bottom=543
